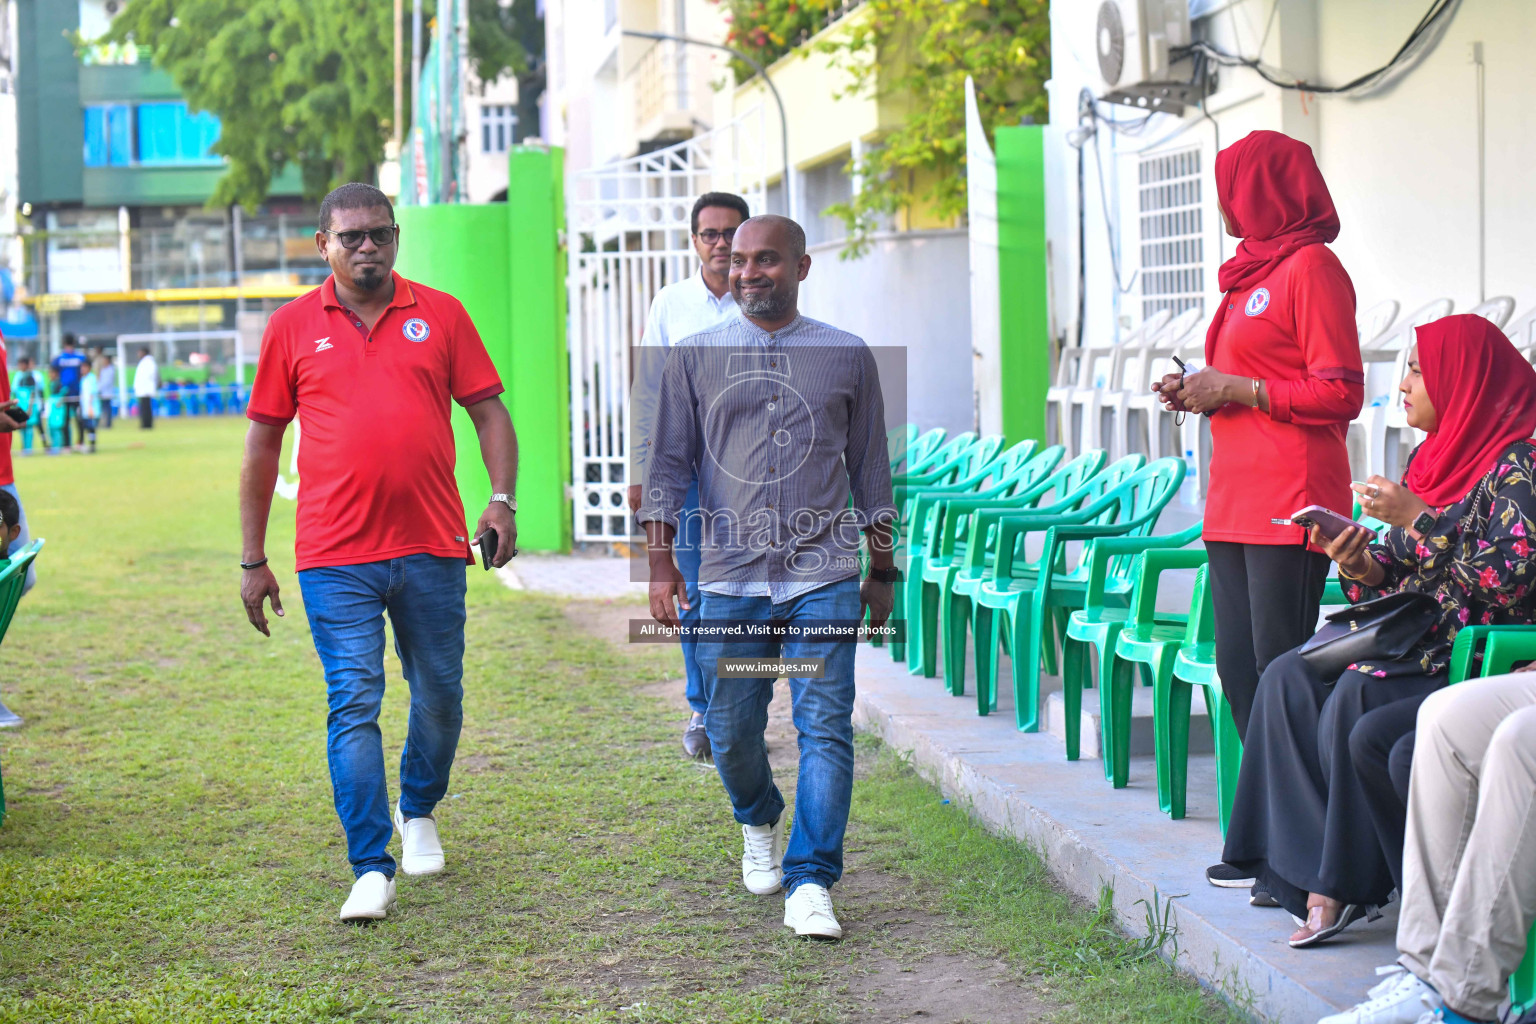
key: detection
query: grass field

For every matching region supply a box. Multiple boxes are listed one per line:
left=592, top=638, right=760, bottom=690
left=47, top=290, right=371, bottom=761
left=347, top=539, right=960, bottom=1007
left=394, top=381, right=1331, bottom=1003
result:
left=0, top=417, right=1242, bottom=1023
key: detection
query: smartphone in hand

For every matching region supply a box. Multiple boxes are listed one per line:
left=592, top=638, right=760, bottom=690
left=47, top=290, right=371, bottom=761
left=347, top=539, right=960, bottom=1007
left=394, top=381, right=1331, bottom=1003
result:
left=478, top=528, right=497, bottom=570
left=1276, top=505, right=1369, bottom=541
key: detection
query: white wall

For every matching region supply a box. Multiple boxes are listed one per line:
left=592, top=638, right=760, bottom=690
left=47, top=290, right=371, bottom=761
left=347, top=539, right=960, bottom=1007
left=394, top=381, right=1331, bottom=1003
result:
left=798, top=230, right=975, bottom=437
left=1048, top=0, right=1536, bottom=374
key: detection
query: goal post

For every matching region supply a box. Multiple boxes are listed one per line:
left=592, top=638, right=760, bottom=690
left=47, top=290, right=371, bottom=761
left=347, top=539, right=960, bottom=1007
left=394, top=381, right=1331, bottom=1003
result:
left=113, top=330, right=247, bottom=411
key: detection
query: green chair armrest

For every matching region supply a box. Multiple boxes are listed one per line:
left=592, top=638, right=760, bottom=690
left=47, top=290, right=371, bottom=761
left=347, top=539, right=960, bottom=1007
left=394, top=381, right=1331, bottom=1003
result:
left=1449, top=626, right=1493, bottom=685
left=1482, top=629, right=1536, bottom=676
left=1129, top=548, right=1209, bottom=623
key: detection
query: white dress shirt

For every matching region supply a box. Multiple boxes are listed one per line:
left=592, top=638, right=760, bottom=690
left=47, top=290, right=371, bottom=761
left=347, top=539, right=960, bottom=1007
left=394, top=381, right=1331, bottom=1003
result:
left=133, top=354, right=159, bottom=397
left=631, top=270, right=737, bottom=474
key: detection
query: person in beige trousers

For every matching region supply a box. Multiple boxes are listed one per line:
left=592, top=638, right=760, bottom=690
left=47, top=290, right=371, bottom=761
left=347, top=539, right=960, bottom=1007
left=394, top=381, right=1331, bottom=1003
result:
left=1323, top=669, right=1536, bottom=1024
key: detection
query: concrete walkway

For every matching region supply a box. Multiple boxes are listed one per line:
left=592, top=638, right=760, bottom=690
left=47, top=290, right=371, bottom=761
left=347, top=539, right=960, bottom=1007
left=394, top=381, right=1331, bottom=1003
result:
left=852, top=643, right=1397, bottom=1024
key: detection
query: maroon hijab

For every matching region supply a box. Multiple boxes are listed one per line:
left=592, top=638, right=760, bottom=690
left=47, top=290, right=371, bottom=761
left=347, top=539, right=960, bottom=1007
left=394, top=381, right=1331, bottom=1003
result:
left=1205, top=131, right=1341, bottom=362
left=1405, top=314, right=1536, bottom=508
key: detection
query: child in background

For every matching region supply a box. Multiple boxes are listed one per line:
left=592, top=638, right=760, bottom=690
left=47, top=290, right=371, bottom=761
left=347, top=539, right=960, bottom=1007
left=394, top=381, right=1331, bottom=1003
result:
left=10, top=358, right=40, bottom=455
left=79, top=363, right=100, bottom=453
left=44, top=366, right=67, bottom=453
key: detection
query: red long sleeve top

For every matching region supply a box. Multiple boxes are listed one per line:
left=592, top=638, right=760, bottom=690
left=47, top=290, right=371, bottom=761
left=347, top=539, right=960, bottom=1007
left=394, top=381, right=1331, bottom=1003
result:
left=1203, top=243, right=1364, bottom=545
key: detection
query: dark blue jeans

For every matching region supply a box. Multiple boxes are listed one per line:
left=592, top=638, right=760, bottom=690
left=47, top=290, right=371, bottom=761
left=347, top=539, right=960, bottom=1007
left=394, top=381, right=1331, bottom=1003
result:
left=676, top=476, right=705, bottom=714
left=298, top=554, right=467, bottom=879
left=696, top=578, right=860, bottom=895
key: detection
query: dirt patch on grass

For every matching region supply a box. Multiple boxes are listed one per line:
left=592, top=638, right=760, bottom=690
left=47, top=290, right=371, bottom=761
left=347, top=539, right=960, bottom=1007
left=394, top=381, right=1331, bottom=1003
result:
left=563, top=599, right=1055, bottom=1024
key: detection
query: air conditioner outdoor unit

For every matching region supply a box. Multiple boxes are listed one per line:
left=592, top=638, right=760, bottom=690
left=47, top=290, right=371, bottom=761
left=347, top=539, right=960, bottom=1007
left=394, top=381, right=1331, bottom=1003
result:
left=1087, top=0, right=1203, bottom=114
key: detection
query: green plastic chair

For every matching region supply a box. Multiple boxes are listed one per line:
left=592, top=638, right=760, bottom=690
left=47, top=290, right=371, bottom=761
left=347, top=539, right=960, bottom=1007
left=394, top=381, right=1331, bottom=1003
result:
left=895, top=442, right=1063, bottom=673
left=1443, top=623, right=1536, bottom=1015
left=1062, top=520, right=1205, bottom=773
left=971, top=457, right=1187, bottom=732
left=885, top=437, right=1031, bottom=660
left=1163, top=566, right=1242, bottom=834
left=935, top=451, right=1111, bottom=699
left=0, top=539, right=45, bottom=829
left=893, top=432, right=994, bottom=491
left=892, top=425, right=945, bottom=474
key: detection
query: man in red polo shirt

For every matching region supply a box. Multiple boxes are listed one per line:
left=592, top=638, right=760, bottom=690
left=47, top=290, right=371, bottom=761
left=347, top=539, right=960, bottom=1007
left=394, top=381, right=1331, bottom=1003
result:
left=0, top=333, right=38, bottom=730
left=238, top=183, right=519, bottom=922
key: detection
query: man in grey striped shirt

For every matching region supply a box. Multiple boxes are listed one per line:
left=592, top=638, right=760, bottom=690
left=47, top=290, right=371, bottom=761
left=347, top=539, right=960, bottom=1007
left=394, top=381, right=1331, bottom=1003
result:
left=638, top=215, right=898, bottom=941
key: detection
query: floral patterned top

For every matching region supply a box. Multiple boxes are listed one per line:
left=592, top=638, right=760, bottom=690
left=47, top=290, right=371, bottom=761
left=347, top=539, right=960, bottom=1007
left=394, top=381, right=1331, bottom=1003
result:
left=1344, top=440, right=1536, bottom=677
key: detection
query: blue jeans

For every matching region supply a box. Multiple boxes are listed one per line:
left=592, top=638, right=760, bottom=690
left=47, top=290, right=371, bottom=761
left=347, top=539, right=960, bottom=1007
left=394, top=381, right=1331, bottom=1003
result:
left=675, top=476, right=705, bottom=714
left=1, top=483, right=36, bottom=596
left=697, top=578, right=860, bottom=895
left=298, top=554, right=467, bottom=879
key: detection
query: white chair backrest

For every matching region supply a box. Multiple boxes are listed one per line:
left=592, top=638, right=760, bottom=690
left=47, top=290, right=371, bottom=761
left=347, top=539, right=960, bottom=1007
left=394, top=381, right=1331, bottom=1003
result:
left=1117, top=306, right=1202, bottom=390
left=1085, top=309, right=1169, bottom=389
left=1505, top=307, right=1536, bottom=358
left=1364, top=298, right=1454, bottom=353
left=1467, top=295, right=1516, bottom=331
left=1356, top=300, right=1399, bottom=347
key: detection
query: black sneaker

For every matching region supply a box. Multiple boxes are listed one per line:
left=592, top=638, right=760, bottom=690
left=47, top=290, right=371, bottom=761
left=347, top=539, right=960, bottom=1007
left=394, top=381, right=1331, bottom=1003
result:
left=1249, top=885, right=1282, bottom=907
left=1206, top=862, right=1256, bottom=888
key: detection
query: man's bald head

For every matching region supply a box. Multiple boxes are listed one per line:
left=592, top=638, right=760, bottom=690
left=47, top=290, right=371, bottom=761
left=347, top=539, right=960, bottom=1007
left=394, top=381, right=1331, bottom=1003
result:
left=735, top=215, right=807, bottom=261
left=729, top=214, right=811, bottom=327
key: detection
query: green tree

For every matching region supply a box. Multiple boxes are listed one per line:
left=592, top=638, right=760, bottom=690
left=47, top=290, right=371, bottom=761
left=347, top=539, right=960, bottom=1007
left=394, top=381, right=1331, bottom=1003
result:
left=821, top=0, right=1050, bottom=256
left=107, top=0, right=543, bottom=208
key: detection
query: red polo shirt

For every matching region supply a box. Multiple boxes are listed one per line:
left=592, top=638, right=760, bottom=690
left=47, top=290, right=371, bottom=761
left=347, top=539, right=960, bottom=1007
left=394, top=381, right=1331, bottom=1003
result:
left=247, top=273, right=503, bottom=571
left=0, top=336, right=12, bottom=487
left=1204, top=244, right=1364, bottom=545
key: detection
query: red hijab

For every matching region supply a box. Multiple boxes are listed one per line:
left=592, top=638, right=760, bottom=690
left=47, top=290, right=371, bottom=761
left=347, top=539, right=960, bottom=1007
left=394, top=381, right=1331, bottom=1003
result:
left=1205, top=131, right=1341, bottom=362
left=1404, top=314, right=1536, bottom=508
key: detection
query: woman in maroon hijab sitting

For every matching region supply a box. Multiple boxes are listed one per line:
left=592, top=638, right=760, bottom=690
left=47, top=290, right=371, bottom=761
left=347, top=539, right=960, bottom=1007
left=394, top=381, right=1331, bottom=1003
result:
left=1220, top=314, right=1536, bottom=948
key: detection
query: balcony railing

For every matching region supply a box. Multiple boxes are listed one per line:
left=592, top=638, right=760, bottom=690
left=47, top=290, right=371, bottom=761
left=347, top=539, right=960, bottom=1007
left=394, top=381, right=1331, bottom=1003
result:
left=628, top=40, right=718, bottom=142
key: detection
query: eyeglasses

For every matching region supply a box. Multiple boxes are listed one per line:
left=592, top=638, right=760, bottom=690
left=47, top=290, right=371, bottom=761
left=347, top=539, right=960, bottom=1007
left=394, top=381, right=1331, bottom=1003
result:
left=695, top=228, right=736, bottom=245
left=324, top=225, right=398, bottom=249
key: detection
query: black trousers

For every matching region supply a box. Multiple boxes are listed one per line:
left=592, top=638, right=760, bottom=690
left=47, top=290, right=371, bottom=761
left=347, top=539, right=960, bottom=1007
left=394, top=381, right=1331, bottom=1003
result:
left=1222, top=649, right=1444, bottom=918
left=138, top=398, right=153, bottom=429
left=1205, top=541, right=1331, bottom=741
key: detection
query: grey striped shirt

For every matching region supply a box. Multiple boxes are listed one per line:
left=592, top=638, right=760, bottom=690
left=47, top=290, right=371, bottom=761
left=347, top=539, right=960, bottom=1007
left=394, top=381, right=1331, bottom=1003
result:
left=637, top=310, right=897, bottom=602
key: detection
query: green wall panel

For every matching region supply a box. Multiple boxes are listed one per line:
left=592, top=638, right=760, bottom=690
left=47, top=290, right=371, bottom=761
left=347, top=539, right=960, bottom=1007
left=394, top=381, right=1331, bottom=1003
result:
left=994, top=125, right=1051, bottom=447
left=395, top=148, right=570, bottom=553
left=83, top=165, right=227, bottom=207
left=18, top=0, right=84, bottom=205
left=79, top=62, right=181, bottom=103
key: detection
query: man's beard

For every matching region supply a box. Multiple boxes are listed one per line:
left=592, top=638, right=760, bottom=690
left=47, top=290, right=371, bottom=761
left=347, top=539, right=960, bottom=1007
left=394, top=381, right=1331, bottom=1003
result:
left=353, top=265, right=387, bottom=290
left=739, top=289, right=789, bottom=318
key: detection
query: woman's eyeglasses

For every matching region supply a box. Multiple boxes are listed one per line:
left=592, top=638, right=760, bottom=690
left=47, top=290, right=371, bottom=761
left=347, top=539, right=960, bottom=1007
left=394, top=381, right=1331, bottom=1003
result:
left=695, top=228, right=736, bottom=245
left=324, top=226, right=399, bottom=249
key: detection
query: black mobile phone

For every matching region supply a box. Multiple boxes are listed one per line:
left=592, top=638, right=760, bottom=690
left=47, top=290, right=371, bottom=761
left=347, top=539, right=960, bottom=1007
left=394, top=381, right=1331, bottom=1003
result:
left=1172, top=356, right=1188, bottom=374
left=478, top=528, right=497, bottom=570
left=5, top=405, right=27, bottom=425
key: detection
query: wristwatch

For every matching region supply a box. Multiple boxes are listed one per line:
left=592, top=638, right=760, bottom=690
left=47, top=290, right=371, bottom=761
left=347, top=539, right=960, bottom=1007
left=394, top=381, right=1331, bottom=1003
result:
left=1411, top=509, right=1438, bottom=537
left=866, top=566, right=903, bottom=584
left=489, top=493, right=517, bottom=514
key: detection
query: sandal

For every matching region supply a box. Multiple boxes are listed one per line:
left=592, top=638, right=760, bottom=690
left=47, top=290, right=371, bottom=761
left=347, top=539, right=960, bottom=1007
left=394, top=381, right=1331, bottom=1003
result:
left=1288, top=902, right=1380, bottom=948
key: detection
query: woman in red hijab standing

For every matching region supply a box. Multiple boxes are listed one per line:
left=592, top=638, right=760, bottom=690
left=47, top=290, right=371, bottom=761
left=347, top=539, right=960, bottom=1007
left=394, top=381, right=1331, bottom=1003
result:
left=1155, top=130, right=1364, bottom=889
left=1220, top=315, right=1536, bottom=948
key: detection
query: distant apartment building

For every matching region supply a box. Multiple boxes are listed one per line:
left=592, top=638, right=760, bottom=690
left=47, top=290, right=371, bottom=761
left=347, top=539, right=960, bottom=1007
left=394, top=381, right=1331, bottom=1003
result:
left=15, top=0, right=318, bottom=348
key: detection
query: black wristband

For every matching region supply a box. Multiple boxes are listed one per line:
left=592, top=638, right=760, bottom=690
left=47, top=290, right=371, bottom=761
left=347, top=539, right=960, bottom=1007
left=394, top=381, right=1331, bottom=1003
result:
left=866, top=566, right=903, bottom=584
left=240, top=557, right=268, bottom=571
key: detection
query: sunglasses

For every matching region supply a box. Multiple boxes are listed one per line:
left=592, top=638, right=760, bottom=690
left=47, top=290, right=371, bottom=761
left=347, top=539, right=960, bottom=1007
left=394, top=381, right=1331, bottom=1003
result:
left=695, top=228, right=736, bottom=245
left=324, top=225, right=399, bottom=249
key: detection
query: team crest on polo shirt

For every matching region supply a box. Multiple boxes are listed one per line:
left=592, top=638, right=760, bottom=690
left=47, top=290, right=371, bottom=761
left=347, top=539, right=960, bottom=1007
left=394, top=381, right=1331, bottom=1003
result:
left=1245, top=288, right=1271, bottom=317
left=402, top=318, right=431, bottom=342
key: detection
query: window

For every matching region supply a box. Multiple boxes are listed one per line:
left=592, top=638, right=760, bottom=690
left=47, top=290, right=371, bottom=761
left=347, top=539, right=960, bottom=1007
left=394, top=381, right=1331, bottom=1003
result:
left=481, top=104, right=517, bottom=154
left=1138, top=147, right=1205, bottom=321
left=83, top=104, right=133, bottom=166
left=136, top=103, right=221, bottom=165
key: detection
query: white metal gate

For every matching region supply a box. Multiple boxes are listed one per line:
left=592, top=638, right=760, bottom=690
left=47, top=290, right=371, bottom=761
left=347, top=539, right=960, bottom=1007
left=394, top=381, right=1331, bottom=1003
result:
left=566, top=111, right=767, bottom=543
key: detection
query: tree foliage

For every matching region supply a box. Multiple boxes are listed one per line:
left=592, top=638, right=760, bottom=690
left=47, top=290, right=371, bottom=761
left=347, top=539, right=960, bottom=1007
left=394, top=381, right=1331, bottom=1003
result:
left=719, top=0, right=1049, bottom=257
left=107, top=0, right=543, bottom=209
left=819, top=0, right=1050, bottom=256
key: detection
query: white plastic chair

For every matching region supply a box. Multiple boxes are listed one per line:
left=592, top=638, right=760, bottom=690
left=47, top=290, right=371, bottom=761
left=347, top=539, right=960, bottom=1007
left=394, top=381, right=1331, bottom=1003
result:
left=1468, top=295, right=1516, bottom=331
left=1350, top=299, right=1453, bottom=479
left=1065, top=309, right=1170, bottom=457
left=1356, top=300, right=1399, bottom=350
left=1117, top=306, right=1206, bottom=461
left=1506, top=306, right=1536, bottom=362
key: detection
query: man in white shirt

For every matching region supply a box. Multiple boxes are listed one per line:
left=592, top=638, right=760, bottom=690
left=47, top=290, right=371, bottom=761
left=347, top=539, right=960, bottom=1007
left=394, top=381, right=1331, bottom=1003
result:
left=134, top=346, right=158, bottom=429
left=629, top=192, right=748, bottom=760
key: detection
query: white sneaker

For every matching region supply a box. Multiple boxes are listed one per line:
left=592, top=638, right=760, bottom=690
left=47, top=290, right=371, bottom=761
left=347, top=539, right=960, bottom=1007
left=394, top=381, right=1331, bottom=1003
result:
left=394, top=804, right=445, bottom=876
left=1318, top=967, right=1440, bottom=1024
left=741, top=815, right=785, bottom=895
left=338, top=871, right=396, bottom=922
left=783, top=883, right=842, bottom=940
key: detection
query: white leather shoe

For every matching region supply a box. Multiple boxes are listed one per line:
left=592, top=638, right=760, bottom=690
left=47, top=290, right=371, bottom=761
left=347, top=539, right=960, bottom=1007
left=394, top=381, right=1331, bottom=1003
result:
left=741, top=815, right=785, bottom=895
left=339, top=871, right=396, bottom=922
left=394, top=804, right=445, bottom=876
left=783, top=882, right=842, bottom=940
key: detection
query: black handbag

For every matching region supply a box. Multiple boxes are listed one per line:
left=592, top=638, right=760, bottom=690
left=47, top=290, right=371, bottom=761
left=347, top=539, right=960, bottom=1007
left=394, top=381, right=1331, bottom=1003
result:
left=1298, top=591, right=1440, bottom=680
